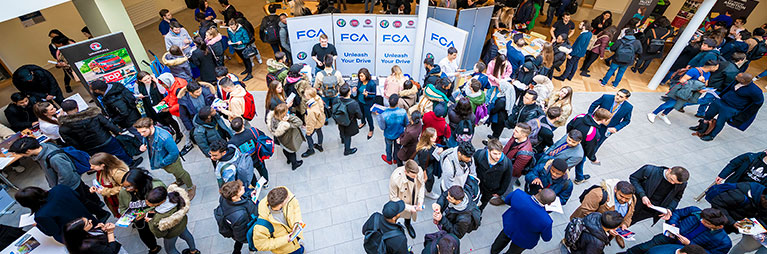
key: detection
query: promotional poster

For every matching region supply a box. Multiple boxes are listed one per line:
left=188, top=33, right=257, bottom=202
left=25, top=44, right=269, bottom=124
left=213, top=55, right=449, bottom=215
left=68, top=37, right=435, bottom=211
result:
left=333, top=14, right=377, bottom=76
left=375, top=15, right=418, bottom=77
left=287, top=14, right=335, bottom=70
left=59, top=32, right=140, bottom=93
left=421, top=18, right=468, bottom=72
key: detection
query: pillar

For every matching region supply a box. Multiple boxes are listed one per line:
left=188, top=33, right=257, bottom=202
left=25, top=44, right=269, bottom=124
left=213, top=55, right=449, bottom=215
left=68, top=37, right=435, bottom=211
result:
left=647, top=0, right=716, bottom=90
left=71, top=0, right=150, bottom=65
left=412, top=0, right=430, bottom=79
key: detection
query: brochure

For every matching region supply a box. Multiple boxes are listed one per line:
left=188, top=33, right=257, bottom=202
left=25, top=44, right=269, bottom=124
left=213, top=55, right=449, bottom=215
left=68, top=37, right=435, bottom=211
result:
left=14, top=234, right=40, bottom=254
left=212, top=98, right=228, bottom=110
left=736, top=218, right=767, bottom=235
left=544, top=197, right=563, bottom=214
left=116, top=213, right=136, bottom=227
left=370, top=104, right=386, bottom=114
left=92, top=179, right=104, bottom=191
left=753, top=233, right=767, bottom=247
left=663, top=223, right=680, bottom=236
left=286, top=93, right=296, bottom=104
left=288, top=222, right=306, bottom=242
left=18, top=213, right=35, bottom=227
left=153, top=103, right=169, bottom=113
left=251, top=176, right=268, bottom=204
left=615, top=228, right=636, bottom=241
left=649, top=205, right=669, bottom=214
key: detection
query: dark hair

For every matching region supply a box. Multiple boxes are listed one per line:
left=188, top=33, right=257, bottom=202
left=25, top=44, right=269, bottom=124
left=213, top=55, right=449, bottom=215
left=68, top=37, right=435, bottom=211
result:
left=601, top=211, right=624, bottom=229
left=14, top=186, right=48, bottom=213
left=199, top=106, right=214, bottom=121
left=454, top=97, right=472, bottom=118
left=159, top=9, right=170, bottom=18
left=670, top=166, right=690, bottom=182
left=339, top=84, right=351, bottom=97
left=220, top=180, right=243, bottom=200
left=563, top=12, right=571, bottom=16
left=474, top=62, right=486, bottom=73
left=704, top=59, right=719, bottom=67
left=136, top=71, right=153, bottom=85
left=567, top=129, right=583, bottom=142
left=714, top=21, right=727, bottom=28
left=90, top=80, right=108, bottom=92
left=388, top=94, right=400, bottom=107
left=198, top=0, right=207, bottom=11
left=323, top=55, right=334, bottom=69
left=358, top=68, right=371, bottom=82
left=410, top=111, right=422, bottom=125
left=423, top=57, right=434, bottom=66
left=447, top=47, right=458, bottom=55
left=133, top=117, right=154, bottom=129
left=215, top=66, right=229, bottom=77
left=219, top=77, right=235, bottom=88
left=486, top=138, right=503, bottom=152
left=218, top=0, right=229, bottom=5
left=193, top=36, right=208, bottom=55
left=10, top=92, right=27, bottom=102
left=701, top=208, right=727, bottom=226
left=546, top=106, right=562, bottom=119
left=436, top=235, right=458, bottom=254
left=403, top=80, right=413, bottom=90
left=516, top=122, right=532, bottom=134
left=457, top=141, right=475, bottom=157
left=525, top=89, right=538, bottom=101
left=169, top=45, right=183, bottom=56
left=169, top=21, right=182, bottom=29
left=209, top=139, right=228, bottom=153
left=582, top=21, right=593, bottom=32
left=288, top=64, right=303, bottom=78
left=63, top=217, right=93, bottom=254
left=8, top=137, right=41, bottom=154
left=267, top=187, right=288, bottom=207
left=187, top=81, right=201, bottom=92
left=735, top=17, right=747, bottom=24
left=618, top=88, right=631, bottom=98
left=731, top=52, right=747, bottom=62
left=557, top=33, right=568, bottom=42
left=615, top=181, right=635, bottom=195
left=493, top=54, right=507, bottom=78
left=470, top=79, right=481, bottom=92
left=49, top=29, right=64, bottom=37
left=61, top=100, right=78, bottom=112
left=195, top=12, right=206, bottom=21
left=231, top=117, right=244, bottom=132
left=754, top=28, right=766, bottom=37
left=679, top=244, right=707, bottom=254
left=34, top=101, right=58, bottom=124
left=739, top=30, right=752, bottom=40
left=654, top=16, right=671, bottom=28
left=275, top=51, right=286, bottom=60
left=52, top=35, right=70, bottom=45
left=447, top=185, right=465, bottom=200
left=147, top=186, right=186, bottom=209
left=123, top=169, right=154, bottom=200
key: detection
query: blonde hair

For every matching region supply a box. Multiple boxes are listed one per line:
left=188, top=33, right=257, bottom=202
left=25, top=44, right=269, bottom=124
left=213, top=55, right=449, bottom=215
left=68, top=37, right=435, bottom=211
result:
left=497, top=7, right=515, bottom=28
left=291, top=0, right=306, bottom=16
left=390, top=65, right=404, bottom=80
left=205, top=27, right=220, bottom=39
left=89, top=152, right=129, bottom=177
left=416, top=127, right=437, bottom=151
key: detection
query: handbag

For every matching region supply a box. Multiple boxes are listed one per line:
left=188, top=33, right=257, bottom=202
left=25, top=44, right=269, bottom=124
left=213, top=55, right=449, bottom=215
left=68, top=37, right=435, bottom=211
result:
left=242, top=44, right=257, bottom=59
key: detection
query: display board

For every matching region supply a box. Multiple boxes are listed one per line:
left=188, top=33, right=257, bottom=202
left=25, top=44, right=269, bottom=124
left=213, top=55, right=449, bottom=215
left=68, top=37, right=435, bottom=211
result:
left=59, top=32, right=141, bottom=93
left=421, top=18, right=469, bottom=72
left=286, top=14, right=335, bottom=69
left=332, top=14, right=377, bottom=76
left=416, top=5, right=459, bottom=26
left=671, top=0, right=702, bottom=28
left=709, top=0, right=759, bottom=25
left=457, top=6, right=493, bottom=69
left=375, top=15, right=418, bottom=77
left=617, top=0, right=659, bottom=31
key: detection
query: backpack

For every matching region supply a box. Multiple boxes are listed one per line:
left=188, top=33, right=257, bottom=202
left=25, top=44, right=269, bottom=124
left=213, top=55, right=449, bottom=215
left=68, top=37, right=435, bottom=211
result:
left=116, top=134, right=142, bottom=157
left=242, top=91, right=257, bottom=121
left=563, top=217, right=586, bottom=250
left=526, top=115, right=552, bottom=146
left=320, top=70, right=340, bottom=97
left=266, top=67, right=288, bottom=85
left=249, top=127, right=275, bottom=161
left=614, top=38, right=636, bottom=64
left=259, top=15, right=281, bottom=44
left=45, top=146, right=92, bottom=175
left=747, top=40, right=767, bottom=61
left=423, top=230, right=459, bottom=254
left=566, top=0, right=578, bottom=15
left=455, top=119, right=475, bottom=142
left=516, top=149, right=536, bottom=175
left=363, top=213, right=404, bottom=254
left=704, top=183, right=742, bottom=204
left=646, top=29, right=671, bottom=54
left=331, top=99, right=352, bottom=126
left=578, top=185, right=608, bottom=206
left=246, top=216, right=275, bottom=252
left=214, top=203, right=254, bottom=239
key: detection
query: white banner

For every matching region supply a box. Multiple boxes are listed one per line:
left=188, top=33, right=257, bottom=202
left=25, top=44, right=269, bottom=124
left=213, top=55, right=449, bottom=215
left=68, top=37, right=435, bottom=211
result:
left=286, top=14, right=335, bottom=69
left=375, top=15, right=418, bottom=78
left=421, top=18, right=468, bottom=72
left=332, top=14, right=377, bottom=76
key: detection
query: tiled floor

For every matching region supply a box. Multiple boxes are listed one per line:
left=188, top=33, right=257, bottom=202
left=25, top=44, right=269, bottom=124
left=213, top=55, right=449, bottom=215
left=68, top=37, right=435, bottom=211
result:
left=2, top=90, right=766, bottom=254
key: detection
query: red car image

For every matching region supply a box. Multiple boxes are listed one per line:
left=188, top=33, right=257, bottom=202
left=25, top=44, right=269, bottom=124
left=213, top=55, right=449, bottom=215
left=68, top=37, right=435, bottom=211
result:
left=88, top=54, right=126, bottom=74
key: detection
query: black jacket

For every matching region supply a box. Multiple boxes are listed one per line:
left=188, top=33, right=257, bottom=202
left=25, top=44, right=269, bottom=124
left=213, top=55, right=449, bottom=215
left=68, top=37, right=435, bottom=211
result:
left=4, top=103, right=37, bottom=132
left=100, top=82, right=141, bottom=129
left=423, top=65, right=443, bottom=88
left=137, top=82, right=167, bottom=121
left=447, top=104, right=475, bottom=134
left=629, top=165, right=686, bottom=211
left=190, top=48, right=217, bottom=83
left=336, top=97, right=363, bottom=137
left=533, top=117, right=554, bottom=153
left=436, top=189, right=480, bottom=239
left=473, top=149, right=513, bottom=195
left=719, top=152, right=767, bottom=186
left=709, top=182, right=766, bottom=233
left=217, top=196, right=258, bottom=243
left=506, top=100, right=543, bottom=128
left=708, top=59, right=740, bottom=92
left=566, top=115, right=602, bottom=161
left=59, top=107, right=122, bottom=151
left=572, top=212, right=611, bottom=254
left=11, top=64, right=64, bottom=104
left=361, top=213, right=409, bottom=254
left=670, top=44, right=701, bottom=71
left=75, top=233, right=122, bottom=254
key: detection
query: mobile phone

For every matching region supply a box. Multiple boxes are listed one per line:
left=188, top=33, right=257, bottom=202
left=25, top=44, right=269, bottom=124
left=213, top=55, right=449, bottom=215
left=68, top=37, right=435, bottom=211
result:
left=147, top=213, right=155, bottom=218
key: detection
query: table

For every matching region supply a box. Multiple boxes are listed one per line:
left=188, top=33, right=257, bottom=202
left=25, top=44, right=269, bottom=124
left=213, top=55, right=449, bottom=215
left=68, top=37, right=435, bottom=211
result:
left=264, top=1, right=320, bottom=16
left=0, top=227, right=65, bottom=254
left=491, top=28, right=546, bottom=57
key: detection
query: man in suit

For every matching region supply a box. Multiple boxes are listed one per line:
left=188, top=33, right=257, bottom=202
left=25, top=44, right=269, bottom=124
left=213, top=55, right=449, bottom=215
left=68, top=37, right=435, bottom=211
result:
left=588, top=89, right=633, bottom=150
left=490, top=188, right=555, bottom=254
left=629, top=165, right=688, bottom=225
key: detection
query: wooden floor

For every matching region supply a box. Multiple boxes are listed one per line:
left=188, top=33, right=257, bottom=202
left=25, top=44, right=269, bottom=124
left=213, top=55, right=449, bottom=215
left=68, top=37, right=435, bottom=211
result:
left=131, top=1, right=767, bottom=93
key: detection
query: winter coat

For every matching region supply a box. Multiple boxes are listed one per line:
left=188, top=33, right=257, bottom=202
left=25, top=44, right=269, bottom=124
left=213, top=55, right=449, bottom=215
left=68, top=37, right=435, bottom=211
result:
left=397, top=123, right=422, bottom=162
left=720, top=81, right=764, bottom=132
left=96, top=166, right=128, bottom=197
left=4, top=103, right=37, bottom=132
left=552, top=41, right=572, bottom=68
left=590, top=16, right=612, bottom=35
left=214, top=145, right=255, bottom=188
left=629, top=165, right=686, bottom=211
left=473, top=149, right=513, bottom=196
left=439, top=147, right=477, bottom=191
left=666, top=206, right=732, bottom=254
left=146, top=127, right=179, bottom=169
left=33, top=143, right=81, bottom=189
left=389, top=166, right=426, bottom=221
left=118, top=180, right=166, bottom=214
left=176, top=81, right=216, bottom=130
left=11, top=64, right=63, bottom=104
left=500, top=189, right=553, bottom=249
left=708, top=182, right=766, bottom=233
left=157, top=74, right=188, bottom=117
left=148, top=184, right=191, bottom=239
left=708, top=59, right=740, bottom=92
left=220, top=85, right=248, bottom=120
left=267, top=111, right=305, bottom=153
left=570, top=178, right=636, bottom=228
left=361, top=213, right=408, bottom=254
left=532, top=75, right=554, bottom=107
left=423, top=65, right=444, bottom=87
left=397, top=84, right=418, bottom=110
left=719, top=152, right=767, bottom=186
left=571, top=212, right=611, bottom=254
left=227, top=25, right=250, bottom=51
left=668, top=79, right=706, bottom=109
left=335, top=97, right=363, bottom=137
left=589, top=34, right=612, bottom=58
left=217, top=196, right=258, bottom=243
left=100, top=82, right=141, bottom=129
left=290, top=77, right=312, bottom=116
left=502, top=137, right=534, bottom=177
left=570, top=31, right=593, bottom=58
left=436, top=188, right=480, bottom=239
left=192, top=113, right=234, bottom=156
left=162, top=52, right=193, bottom=81
left=267, top=59, right=289, bottom=83
left=59, top=107, right=122, bottom=151
left=507, top=100, right=544, bottom=128
left=164, top=28, right=196, bottom=56
left=486, top=59, right=514, bottom=87
left=422, top=111, right=450, bottom=144
left=190, top=48, right=217, bottom=83
left=252, top=187, right=303, bottom=254
left=566, top=114, right=602, bottom=162
left=688, top=49, right=721, bottom=68
left=34, top=185, right=96, bottom=243
left=136, top=82, right=168, bottom=121
left=278, top=21, right=290, bottom=53
left=525, top=159, right=574, bottom=205
left=304, top=97, right=326, bottom=135
left=545, top=93, right=572, bottom=127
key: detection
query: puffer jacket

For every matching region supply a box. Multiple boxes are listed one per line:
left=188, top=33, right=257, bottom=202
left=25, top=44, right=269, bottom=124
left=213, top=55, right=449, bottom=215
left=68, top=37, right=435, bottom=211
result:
left=719, top=152, right=767, bottom=186
left=524, top=159, right=574, bottom=205
left=278, top=21, right=290, bottom=53
left=157, top=73, right=187, bottom=117
left=252, top=187, right=303, bottom=254
left=397, top=84, right=418, bottom=110
left=304, top=97, right=325, bottom=135
left=177, top=81, right=216, bottom=130
left=59, top=107, right=122, bottom=151
left=266, top=111, right=305, bottom=153
left=101, top=82, right=141, bottom=129
left=667, top=206, right=732, bottom=254
left=192, top=113, right=234, bottom=156
left=267, top=59, right=289, bottom=83
left=571, top=212, right=611, bottom=254
left=161, top=52, right=193, bottom=81
left=709, top=182, right=766, bottom=233
left=148, top=184, right=191, bottom=239
left=667, top=79, right=706, bottom=110
left=214, top=144, right=254, bottom=188
left=217, top=196, right=257, bottom=243
left=435, top=188, right=480, bottom=239
left=227, top=25, right=250, bottom=51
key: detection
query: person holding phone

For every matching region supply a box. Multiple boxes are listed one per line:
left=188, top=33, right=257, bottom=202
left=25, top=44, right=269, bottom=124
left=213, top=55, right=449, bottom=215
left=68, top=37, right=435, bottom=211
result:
left=251, top=187, right=304, bottom=254
left=146, top=185, right=199, bottom=254
left=215, top=180, right=258, bottom=254
left=118, top=169, right=164, bottom=254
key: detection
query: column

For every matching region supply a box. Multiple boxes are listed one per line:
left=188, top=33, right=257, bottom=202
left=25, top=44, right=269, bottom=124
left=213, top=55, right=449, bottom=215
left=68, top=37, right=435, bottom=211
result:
left=71, top=0, right=150, bottom=65
left=647, top=0, right=716, bottom=90
left=412, top=0, right=431, bottom=79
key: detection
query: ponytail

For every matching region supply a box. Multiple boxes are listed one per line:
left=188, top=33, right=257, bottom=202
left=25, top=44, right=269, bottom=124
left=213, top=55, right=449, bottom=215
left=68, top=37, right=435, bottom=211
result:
left=147, top=186, right=185, bottom=209
left=167, top=191, right=186, bottom=209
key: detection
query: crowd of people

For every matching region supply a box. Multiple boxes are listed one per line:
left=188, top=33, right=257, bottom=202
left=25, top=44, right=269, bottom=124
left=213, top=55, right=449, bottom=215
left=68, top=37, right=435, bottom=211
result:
left=3, top=0, right=767, bottom=254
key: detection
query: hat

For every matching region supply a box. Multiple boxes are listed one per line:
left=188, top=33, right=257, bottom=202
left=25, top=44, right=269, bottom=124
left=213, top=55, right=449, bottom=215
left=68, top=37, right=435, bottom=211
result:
left=433, top=103, right=448, bottom=118
left=382, top=200, right=405, bottom=219
left=551, top=158, right=568, bottom=172
left=702, top=38, right=717, bottom=47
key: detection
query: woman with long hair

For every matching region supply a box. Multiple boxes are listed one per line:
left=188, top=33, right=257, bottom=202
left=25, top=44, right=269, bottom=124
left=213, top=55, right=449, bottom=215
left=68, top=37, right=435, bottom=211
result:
left=32, top=101, right=61, bottom=140
left=194, top=0, right=216, bottom=22
left=486, top=54, right=513, bottom=87
left=119, top=169, right=164, bottom=254
left=540, top=43, right=555, bottom=78
left=190, top=36, right=217, bottom=83
left=146, top=185, right=198, bottom=254
left=591, top=11, right=613, bottom=35
left=579, top=26, right=618, bottom=77
left=545, top=86, right=573, bottom=127
left=447, top=97, right=475, bottom=146
left=136, top=71, right=183, bottom=142
left=205, top=28, right=226, bottom=66
left=63, top=217, right=120, bottom=254
left=397, top=111, right=423, bottom=164
left=88, top=153, right=129, bottom=217
left=414, top=127, right=442, bottom=199
left=267, top=103, right=305, bottom=170
left=302, top=87, right=325, bottom=157
left=290, top=0, right=312, bottom=16
left=356, top=68, right=378, bottom=139
left=265, top=80, right=287, bottom=115
left=384, top=65, right=406, bottom=100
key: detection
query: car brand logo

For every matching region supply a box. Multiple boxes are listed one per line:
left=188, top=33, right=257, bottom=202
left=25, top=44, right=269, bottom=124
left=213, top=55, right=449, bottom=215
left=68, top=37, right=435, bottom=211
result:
left=336, top=19, right=346, bottom=27
left=89, top=42, right=102, bottom=51
left=297, top=52, right=308, bottom=60
left=380, top=20, right=389, bottom=28
left=393, top=20, right=402, bottom=28
left=351, top=19, right=359, bottom=27
left=426, top=53, right=434, bottom=59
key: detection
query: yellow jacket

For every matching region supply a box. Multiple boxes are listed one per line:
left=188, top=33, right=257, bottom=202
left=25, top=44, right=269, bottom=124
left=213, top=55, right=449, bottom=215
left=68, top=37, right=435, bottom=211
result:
left=253, top=187, right=303, bottom=254
left=304, top=96, right=325, bottom=135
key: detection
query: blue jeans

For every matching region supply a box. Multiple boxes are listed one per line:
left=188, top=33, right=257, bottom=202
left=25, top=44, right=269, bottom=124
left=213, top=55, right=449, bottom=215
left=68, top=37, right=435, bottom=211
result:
left=652, top=99, right=676, bottom=115
left=574, top=157, right=586, bottom=181
left=602, top=63, right=629, bottom=87
left=686, top=93, right=717, bottom=116
left=290, top=245, right=305, bottom=254
left=758, top=68, right=767, bottom=79
left=385, top=138, right=399, bottom=162
left=703, top=99, right=740, bottom=138
left=321, top=96, right=336, bottom=121
left=163, top=228, right=196, bottom=254
left=661, top=70, right=675, bottom=85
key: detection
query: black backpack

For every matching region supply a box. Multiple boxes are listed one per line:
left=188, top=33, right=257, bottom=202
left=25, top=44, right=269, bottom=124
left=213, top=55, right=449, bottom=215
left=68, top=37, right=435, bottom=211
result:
left=614, top=38, right=636, bottom=64
left=454, top=118, right=475, bottom=142
left=332, top=98, right=352, bottom=126
left=214, top=203, right=254, bottom=239
left=747, top=40, right=767, bottom=61
left=578, top=185, right=608, bottom=206
left=566, top=0, right=578, bottom=15
left=423, top=230, right=459, bottom=254
left=563, top=217, right=586, bottom=250
left=646, top=29, right=670, bottom=54
left=259, top=15, right=281, bottom=44
left=363, top=213, right=404, bottom=254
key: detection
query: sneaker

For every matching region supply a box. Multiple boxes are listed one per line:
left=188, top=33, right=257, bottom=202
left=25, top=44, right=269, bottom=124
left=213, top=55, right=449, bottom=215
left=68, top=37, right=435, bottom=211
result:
left=257, top=57, right=263, bottom=64
left=301, top=149, right=315, bottom=158
left=646, top=113, right=656, bottom=123
left=314, top=144, right=324, bottom=152
left=263, top=183, right=269, bottom=189
left=243, top=74, right=253, bottom=81
left=344, top=148, right=358, bottom=155
left=599, top=79, right=606, bottom=87
left=658, top=114, right=671, bottom=125
left=292, top=160, right=303, bottom=170
left=574, top=175, right=591, bottom=184
left=381, top=154, right=392, bottom=165
left=481, top=139, right=488, bottom=147
left=700, top=135, right=714, bottom=141
left=425, top=192, right=440, bottom=199
left=129, top=157, right=144, bottom=168
left=180, top=143, right=194, bottom=156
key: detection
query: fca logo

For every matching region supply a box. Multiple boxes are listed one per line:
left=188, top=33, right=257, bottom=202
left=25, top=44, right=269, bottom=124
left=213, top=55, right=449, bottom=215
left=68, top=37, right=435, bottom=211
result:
left=430, top=33, right=455, bottom=48
left=296, top=29, right=326, bottom=40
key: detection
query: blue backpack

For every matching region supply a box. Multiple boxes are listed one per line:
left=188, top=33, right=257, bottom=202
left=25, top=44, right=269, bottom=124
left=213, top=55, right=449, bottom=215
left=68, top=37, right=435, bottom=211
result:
left=249, top=128, right=274, bottom=161
left=245, top=203, right=275, bottom=252
left=45, top=146, right=92, bottom=175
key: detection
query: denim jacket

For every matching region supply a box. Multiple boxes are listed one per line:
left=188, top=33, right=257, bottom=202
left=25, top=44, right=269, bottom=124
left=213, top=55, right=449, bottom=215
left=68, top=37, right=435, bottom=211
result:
left=377, top=107, right=409, bottom=140
left=146, top=127, right=179, bottom=169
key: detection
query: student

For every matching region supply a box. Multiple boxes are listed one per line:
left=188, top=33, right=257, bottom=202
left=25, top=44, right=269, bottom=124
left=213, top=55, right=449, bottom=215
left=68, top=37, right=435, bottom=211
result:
left=474, top=139, right=513, bottom=211
left=89, top=80, right=141, bottom=132
left=302, top=87, right=326, bottom=157
left=600, top=29, right=642, bottom=88
left=440, top=142, right=476, bottom=192
left=279, top=14, right=291, bottom=59
left=362, top=200, right=409, bottom=254
left=356, top=68, right=377, bottom=139
left=227, top=19, right=254, bottom=81
left=502, top=123, right=534, bottom=185
left=217, top=77, right=251, bottom=121
left=32, top=101, right=61, bottom=141
left=530, top=107, right=560, bottom=154
left=507, top=90, right=544, bottom=128
left=538, top=130, right=584, bottom=169
left=490, top=188, right=555, bottom=254
left=310, top=34, right=338, bottom=74
left=525, top=158, right=573, bottom=205
left=505, top=34, right=528, bottom=71
left=384, top=65, right=407, bottom=100
left=389, top=160, right=426, bottom=238
left=135, top=71, right=183, bottom=140
left=50, top=36, right=75, bottom=94
left=629, top=165, right=689, bottom=225
left=698, top=53, right=745, bottom=116
left=229, top=117, right=270, bottom=187
left=579, top=26, right=618, bottom=77
left=423, top=57, right=445, bottom=88
left=570, top=180, right=636, bottom=248
left=707, top=182, right=767, bottom=234
left=10, top=137, right=110, bottom=222
left=588, top=89, right=633, bottom=150
left=433, top=185, right=481, bottom=239
left=190, top=36, right=218, bottom=83
left=416, top=127, right=442, bottom=199
left=697, top=73, right=764, bottom=141
left=439, top=47, right=465, bottom=84
left=378, top=95, right=409, bottom=165
left=63, top=217, right=121, bottom=254
left=15, top=186, right=96, bottom=243
left=591, top=11, right=613, bottom=35
left=422, top=103, right=451, bottom=145
left=11, top=64, right=64, bottom=105
left=551, top=12, right=576, bottom=41
left=566, top=108, right=612, bottom=184
left=193, top=106, right=234, bottom=157
left=4, top=92, right=38, bottom=132
left=545, top=86, right=573, bottom=128
left=209, top=139, right=254, bottom=188
left=629, top=207, right=731, bottom=254
left=267, top=103, right=305, bottom=170
left=566, top=211, right=624, bottom=253
left=486, top=55, right=513, bottom=88
left=486, top=81, right=513, bottom=139
left=252, top=187, right=305, bottom=254
left=118, top=169, right=164, bottom=253
left=447, top=98, right=475, bottom=146
left=215, top=180, right=258, bottom=254
left=556, top=21, right=592, bottom=81
left=335, top=84, right=363, bottom=155
left=194, top=0, right=216, bottom=22
left=134, top=117, right=196, bottom=199
left=315, top=55, right=344, bottom=120
left=158, top=9, right=180, bottom=35
left=176, top=81, right=216, bottom=153
left=146, top=186, right=199, bottom=254
left=633, top=17, right=673, bottom=74
left=649, top=61, right=718, bottom=125
left=165, top=21, right=195, bottom=57
left=205, top=28, right=227, bottom=67
left=721, top=30, right=751, bottom=61
left=716, top=149, right=767, bottom=185
left=88, top=153, right=130, bottom=218
left=465, top=80, right=486, bottom=113
left=218, top=0, right=238, bottom=23
left=397, top=111, right=423, bottom=164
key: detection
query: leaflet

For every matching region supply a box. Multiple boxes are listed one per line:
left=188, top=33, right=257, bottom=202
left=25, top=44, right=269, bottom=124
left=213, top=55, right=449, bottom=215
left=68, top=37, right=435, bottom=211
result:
left=736, top=218, right=767, bottom=235
left=288, top=222, right=306, bottom=242
left=649, top=205, right=669, bottom=214
left=544, top=197, right=563, bottom=214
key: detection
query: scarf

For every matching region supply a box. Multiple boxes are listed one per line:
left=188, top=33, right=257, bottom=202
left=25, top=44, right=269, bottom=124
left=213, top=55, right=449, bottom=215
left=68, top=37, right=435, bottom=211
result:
left=449, top=196, right=469, bottom=211
left=286, top=76, right=302, bottom=84
left=206, top=34, right=222, bottom=45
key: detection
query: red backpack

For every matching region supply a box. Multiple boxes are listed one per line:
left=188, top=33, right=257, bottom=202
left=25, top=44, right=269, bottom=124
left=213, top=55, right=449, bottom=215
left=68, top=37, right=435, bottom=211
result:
left=242, top=92, right=256, bottom=121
